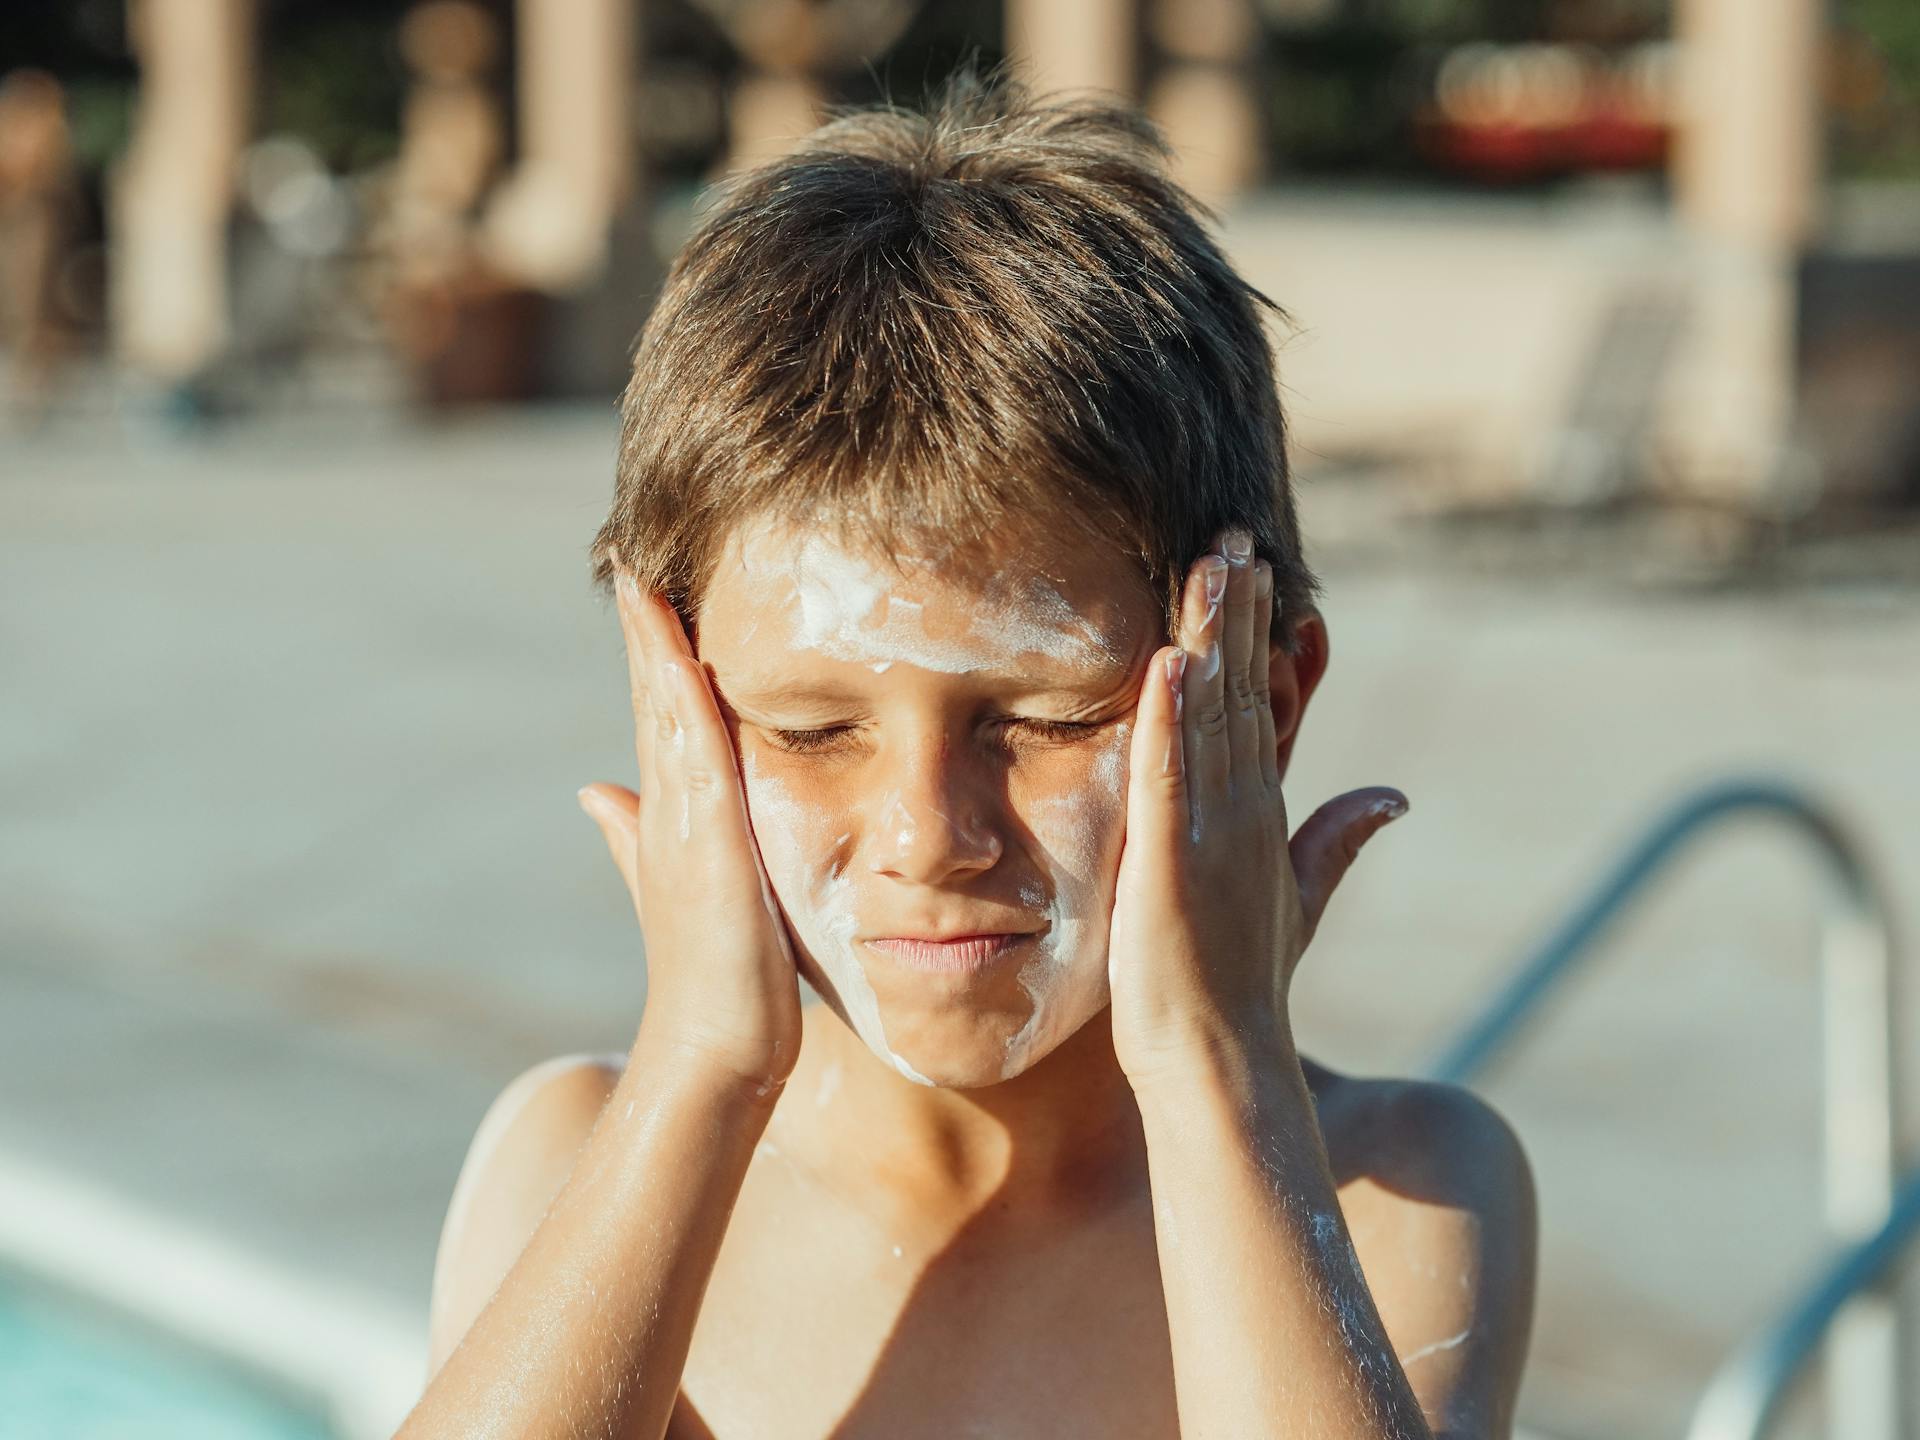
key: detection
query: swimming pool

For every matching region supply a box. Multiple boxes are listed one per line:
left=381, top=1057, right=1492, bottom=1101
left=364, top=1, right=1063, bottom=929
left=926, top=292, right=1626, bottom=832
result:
left=0, top=1270, right=335, bottom=1439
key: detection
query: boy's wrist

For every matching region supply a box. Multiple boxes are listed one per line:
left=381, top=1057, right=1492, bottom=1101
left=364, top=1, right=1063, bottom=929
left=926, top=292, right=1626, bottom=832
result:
left=1125, top=1018, right=1307, bottom=1119
left=625, top=1026, right=790, bottom=1118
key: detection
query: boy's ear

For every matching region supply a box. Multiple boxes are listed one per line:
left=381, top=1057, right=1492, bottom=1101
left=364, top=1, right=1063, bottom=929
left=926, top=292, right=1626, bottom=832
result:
left=1268, top=612, right=1329, bottom=782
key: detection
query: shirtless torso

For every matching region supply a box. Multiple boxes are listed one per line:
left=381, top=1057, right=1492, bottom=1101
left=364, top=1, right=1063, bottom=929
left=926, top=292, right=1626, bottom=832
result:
left=426, top=1006, right=1535, bottom=1439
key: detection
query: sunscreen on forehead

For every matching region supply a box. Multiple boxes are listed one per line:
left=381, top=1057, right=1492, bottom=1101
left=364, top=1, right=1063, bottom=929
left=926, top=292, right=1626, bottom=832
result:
left=741, top=529, right=1120, bottom=678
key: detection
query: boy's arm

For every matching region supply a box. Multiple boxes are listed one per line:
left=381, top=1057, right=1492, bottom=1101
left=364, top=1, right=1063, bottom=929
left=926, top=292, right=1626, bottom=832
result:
left=425, top=1053, right=621, bottom=1377
left=397, top=575, right=805, bottom=1440
left=1135, top=1062, right=1536, bottom=1440
left=398, top=1038, right=778, bottom=1440
left=1108, top=534, right=1535, bottom=1437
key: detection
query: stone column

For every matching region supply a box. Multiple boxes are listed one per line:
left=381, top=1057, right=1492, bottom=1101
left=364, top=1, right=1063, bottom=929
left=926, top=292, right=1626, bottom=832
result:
left=1673, top=0, right=1822, bottom=249
left=1005, top=0, right=1135, bottom=100
left=708, top=1, right=922, bottom=174
left=1660, top=0, right=1824, bottom=500
left=481, top=0, right=636, bottom=291
left=111, top=0, right=255, bottom=381
left=1144, top=0, right=1262, bottom=207
left=725, top=70, right=827, bottom=170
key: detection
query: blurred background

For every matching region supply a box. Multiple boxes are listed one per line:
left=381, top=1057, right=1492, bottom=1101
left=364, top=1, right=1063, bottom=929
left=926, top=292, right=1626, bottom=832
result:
left=2, top=1, right=1918, bottom=1437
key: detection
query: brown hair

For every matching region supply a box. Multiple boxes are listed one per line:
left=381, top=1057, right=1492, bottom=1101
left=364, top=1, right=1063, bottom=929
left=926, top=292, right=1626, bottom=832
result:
left=591, top=69, right=1317, bottom=648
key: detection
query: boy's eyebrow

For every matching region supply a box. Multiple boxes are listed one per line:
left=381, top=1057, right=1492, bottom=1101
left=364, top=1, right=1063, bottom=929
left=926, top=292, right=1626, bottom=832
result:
left=718, top=679, right=862, bottom=710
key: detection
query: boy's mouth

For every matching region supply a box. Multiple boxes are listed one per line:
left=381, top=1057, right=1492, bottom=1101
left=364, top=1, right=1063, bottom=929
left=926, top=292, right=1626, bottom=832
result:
left=863, top=933, right=1037, bottom=973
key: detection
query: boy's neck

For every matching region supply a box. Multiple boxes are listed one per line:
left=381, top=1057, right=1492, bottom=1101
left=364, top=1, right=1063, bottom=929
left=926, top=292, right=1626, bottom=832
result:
left=775, top=1007, right=1148, bottom=1235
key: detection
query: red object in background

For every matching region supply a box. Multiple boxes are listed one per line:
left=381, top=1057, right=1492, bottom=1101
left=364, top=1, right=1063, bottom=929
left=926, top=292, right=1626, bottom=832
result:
left=1569, top=110, right=1668, bottom=172
left=1416, top=41, right=1672, bottom=184
left=1415, top=115, right=1564, bottom=182
left=1415, top=107, right=1668, bottom=183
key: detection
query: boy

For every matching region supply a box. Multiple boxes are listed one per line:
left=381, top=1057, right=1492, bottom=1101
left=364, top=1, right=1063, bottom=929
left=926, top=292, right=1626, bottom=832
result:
left=402, top=74, right=1537, bottom=1439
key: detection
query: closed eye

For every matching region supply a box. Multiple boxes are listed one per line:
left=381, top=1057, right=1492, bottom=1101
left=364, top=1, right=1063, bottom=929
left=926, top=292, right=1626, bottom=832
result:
left=764, top=724, right=859, bottom=754
left=994, top=717, right=1109, bottom=746
left=763, top=717, right=1108, bottom=755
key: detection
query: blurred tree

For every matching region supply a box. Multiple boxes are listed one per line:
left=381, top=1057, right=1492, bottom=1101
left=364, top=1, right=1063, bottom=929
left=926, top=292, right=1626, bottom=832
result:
left=0, top=2, right=131, bottom=360
left=0, top=0, right=135, bottom=173
left=259, top=1, right=428, bottom=173
left=1833, top=0, right=1920, bottom=178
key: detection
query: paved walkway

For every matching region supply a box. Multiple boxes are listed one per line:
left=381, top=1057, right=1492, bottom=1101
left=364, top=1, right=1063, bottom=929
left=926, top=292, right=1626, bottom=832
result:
left=4, top=409, right=1918, bottom=1438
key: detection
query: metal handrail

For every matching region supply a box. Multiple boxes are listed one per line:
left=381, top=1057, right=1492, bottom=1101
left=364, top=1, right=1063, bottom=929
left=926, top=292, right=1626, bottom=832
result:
left=1688, top=1164, right=1920, bottom=1440
left=1417, top=777, right=1904, bottom=1440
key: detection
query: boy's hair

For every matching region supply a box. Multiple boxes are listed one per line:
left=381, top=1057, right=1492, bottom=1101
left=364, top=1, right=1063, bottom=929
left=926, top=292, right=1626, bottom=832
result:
left=592, top=69, right=1317, bottom=648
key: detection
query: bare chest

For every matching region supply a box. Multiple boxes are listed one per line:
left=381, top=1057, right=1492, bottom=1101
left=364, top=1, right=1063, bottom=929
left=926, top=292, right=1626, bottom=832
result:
left=671, top=1161, right=1180, bottom=1440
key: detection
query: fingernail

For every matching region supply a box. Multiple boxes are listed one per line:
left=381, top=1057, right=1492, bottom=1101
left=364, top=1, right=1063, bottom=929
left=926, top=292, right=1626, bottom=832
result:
left=577, top=785, right=608, bottom=819
left=1255, top=562, right=1273, bottom=598
left=1203, top=557, right=1228, bottom=608
left=1223, top=530, right=1253, bottom=565
left=1370, top=794, right=1409, bottom=821
left=1164, top=649, right=1186, bottom=718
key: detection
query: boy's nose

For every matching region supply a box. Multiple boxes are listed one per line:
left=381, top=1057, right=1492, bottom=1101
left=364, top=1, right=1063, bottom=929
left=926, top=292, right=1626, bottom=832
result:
left=865, top=764, right=1003, bottom=885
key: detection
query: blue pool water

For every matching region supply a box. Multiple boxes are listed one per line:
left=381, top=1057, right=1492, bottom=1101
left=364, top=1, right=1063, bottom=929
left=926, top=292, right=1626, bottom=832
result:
left=0, top=1273, right=334, bottom=1439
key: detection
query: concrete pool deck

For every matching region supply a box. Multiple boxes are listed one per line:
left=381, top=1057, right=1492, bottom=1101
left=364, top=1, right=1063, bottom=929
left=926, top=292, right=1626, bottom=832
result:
left=3, top=407, right=1919, bottom=1438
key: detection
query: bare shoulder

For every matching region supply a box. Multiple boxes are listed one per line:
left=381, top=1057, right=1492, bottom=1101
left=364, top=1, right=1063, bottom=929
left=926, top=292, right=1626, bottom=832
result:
left=426, top=1051, right=629, bottom=1375
left=1305, top=1059, right=1539, bottom=1438
left=1307, top=1059, right=1533, bottom=1203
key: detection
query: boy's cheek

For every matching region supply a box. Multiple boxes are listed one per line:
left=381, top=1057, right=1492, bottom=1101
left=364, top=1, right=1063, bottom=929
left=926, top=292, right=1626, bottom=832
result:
left=739, top=752, right=847, bottom=882
left=741, top=752, right=859, bottom=855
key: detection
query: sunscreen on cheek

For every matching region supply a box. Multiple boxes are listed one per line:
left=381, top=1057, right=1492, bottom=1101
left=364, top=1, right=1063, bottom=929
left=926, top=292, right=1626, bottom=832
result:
left=1002, top=722, right=1129, bottom=1077
left=742, top=755, right=935, bottom=1085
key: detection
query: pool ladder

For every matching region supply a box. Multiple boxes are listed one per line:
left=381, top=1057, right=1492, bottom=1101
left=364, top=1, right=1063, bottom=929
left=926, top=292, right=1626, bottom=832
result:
left=1420, top=778, right=1914, bottom=1440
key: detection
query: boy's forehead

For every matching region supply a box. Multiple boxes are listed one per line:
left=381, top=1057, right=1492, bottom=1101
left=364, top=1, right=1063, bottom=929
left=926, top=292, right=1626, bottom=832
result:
left=702, top=517, right=1157, bottom=675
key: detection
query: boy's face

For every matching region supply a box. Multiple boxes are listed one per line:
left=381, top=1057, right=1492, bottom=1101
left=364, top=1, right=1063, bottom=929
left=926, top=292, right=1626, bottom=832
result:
left=696, top=517, right=1164, bottom=1088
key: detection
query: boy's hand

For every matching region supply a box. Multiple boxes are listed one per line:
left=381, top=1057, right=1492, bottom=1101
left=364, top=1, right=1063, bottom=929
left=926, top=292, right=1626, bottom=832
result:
left=577, top=576, right=804, bottom=1095
left=1107, top=531, right=1407, bottom=1087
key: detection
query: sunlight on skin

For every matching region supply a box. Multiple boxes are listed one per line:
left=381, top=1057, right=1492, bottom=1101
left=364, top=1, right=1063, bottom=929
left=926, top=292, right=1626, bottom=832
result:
left=694, top=518, right=1164, bottom=1088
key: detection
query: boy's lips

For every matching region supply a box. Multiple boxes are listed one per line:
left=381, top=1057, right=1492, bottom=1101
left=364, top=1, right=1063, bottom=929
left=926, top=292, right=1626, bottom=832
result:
left=863, top=933, right=1037, bottom=973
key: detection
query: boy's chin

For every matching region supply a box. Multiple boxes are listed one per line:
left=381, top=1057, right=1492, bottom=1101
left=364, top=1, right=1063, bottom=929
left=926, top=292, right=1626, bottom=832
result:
left=853, top=1002, right=1105, bottom=1089
left=883, top=1042, right=1025, bottom=1090
left=799, top=958, right=1111, bottom=1088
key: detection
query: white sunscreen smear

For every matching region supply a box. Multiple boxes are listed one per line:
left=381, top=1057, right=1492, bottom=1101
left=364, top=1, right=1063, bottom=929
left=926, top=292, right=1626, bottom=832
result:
left=1399, top=1325, right=1472, bottom=1368
left=1002, top=721, right=1129, bottom=1076
left=764, top=531, right=1118, bottom=676
left=743, top=754, right=931, bottom=1084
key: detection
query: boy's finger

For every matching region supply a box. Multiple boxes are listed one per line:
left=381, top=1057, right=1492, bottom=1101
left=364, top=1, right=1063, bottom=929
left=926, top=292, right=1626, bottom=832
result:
left=1219, top=529, right=1262, bottom=780
left=1177, top=553, right=1231, bottom=806
left=1124, top=645, right=1191, bottom=856
left=1252, top=561, right=1280, bottom=791
left=626, top=588, right=765, bottom=876
left=577, top=782, right=643, bottom=921
left=614, top=574, right=665, bottom=789
left=1288, top=788, right=1409, bottom=948
left=657, top=654, right=763, bottom=868
left=633, top=588, right=695, bottom=757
